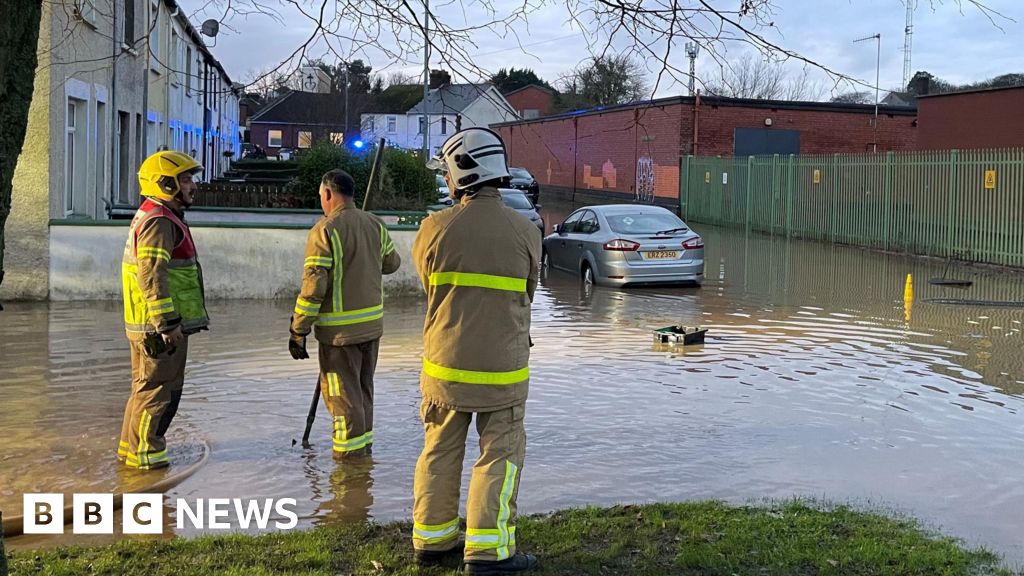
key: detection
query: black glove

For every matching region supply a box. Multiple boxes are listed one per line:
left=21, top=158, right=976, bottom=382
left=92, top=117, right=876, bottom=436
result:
left=289, top=332, right=309, bottom=360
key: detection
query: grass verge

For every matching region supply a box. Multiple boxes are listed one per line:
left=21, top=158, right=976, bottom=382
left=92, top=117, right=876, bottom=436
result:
left=7, top=500, right=1015, bottom=576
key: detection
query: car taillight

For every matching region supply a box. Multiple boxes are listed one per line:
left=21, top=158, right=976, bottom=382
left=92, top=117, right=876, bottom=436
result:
left=682, top=237, right=704, bottom=249
left=603, top=239, right=640, bottom=251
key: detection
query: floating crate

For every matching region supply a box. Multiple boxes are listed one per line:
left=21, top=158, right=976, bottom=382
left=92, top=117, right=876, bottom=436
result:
left=653, top=325, right=707, bottom=345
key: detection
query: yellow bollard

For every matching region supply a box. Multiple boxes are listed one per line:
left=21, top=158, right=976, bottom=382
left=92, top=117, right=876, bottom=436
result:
left=903, top=273, right=914, bottom=322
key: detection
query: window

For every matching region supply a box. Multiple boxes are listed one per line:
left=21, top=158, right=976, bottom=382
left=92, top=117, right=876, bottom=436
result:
left=123, top=0, right=135, bottom=47
left=501, top=192, right=534, bottom=210
left=298, top=131, right=312, bottom=148
left=560, top=211, right=584, bottom=234
left=185, top=46, right=192, bottom=95
left=523, top=109, right=540, bottom=120
left=96, top=101, right=106, bottom=203
left=329, top=132, right=344, bottom=145
left=418, top=116, right=425, bottom=134
left=65, top=101, right=77, bottom=214
left=578, top=210, right=600, bottom=234
left=367, top=117, right=374, bottom=133
left=441, top=116, right=447, bottom=135
left=169, top=31, right=178, bottom=82
left=386, top=116, right=396, bottom=133
left=75, top=0, right=97, bottom=27
left=268, top=130, right=282, bottom=147
left=117, top=111, right=131, bottom=203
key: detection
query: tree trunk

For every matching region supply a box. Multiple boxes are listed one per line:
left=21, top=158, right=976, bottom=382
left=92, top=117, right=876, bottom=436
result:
left=0, top=0, right=42, bottom=299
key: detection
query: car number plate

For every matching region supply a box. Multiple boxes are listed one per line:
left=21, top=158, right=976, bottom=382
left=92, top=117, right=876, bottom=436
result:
left=644, top=250, right=678, bottom=260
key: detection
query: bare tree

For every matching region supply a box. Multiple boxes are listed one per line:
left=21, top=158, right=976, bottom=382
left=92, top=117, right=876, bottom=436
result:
left=557, top=54, right=649, bottom=110
left=830, top=91, right=874, bottom=104
left=707, top=53, right=822, bottom=101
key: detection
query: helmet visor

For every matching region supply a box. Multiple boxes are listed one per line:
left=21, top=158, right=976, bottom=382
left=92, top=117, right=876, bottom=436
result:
left=425, top=156, right=447, bottom=172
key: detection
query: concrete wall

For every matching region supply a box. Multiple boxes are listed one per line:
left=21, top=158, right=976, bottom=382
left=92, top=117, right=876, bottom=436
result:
left=49, top=224, right=421, bottom=301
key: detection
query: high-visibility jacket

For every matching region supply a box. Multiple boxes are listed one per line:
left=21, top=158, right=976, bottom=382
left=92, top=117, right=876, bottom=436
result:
left=122, top=198, right=209, bottom=337
left=412, top=187, right=541, bottom=412
left=291, top=204, right=401, bottom=346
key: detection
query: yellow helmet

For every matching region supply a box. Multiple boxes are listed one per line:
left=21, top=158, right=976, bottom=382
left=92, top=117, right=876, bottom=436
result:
left=138, top=150, right=203, bottom=201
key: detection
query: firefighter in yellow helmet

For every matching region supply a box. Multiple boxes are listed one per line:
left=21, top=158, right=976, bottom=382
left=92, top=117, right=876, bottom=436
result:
left=117, top=150, right=209, bottom=470
left=288, top=169, right=401, bottom=457
left=411, top=128, right=541, bottom=575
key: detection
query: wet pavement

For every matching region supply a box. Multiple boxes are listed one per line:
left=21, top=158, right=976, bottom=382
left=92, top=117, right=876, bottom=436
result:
left=2, top=207, right=1024, bottom=565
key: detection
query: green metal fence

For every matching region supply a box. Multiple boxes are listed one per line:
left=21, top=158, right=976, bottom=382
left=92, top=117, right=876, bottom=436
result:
left=679, top=148, right=1024, bottom=268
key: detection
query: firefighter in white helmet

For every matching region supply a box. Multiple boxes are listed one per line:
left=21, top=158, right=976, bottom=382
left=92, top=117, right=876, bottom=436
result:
left=117, top=150, right=209, bottom=470
left=411, top=128, right=541, bottom=574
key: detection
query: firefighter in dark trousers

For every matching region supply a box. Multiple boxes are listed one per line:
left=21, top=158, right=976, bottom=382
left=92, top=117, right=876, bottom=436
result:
left=289, top=169, right=401, bottom=456
left=118, top=150, right=210, bottom=470
left=411, top=128, right=541, bottom=575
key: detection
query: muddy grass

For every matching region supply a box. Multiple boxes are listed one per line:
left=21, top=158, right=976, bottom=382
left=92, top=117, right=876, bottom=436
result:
left=6, top=500, right=1016, bottom=576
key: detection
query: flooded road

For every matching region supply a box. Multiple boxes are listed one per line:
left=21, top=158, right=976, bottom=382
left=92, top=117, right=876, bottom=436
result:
left=2, top=216, right=1024, bottom=565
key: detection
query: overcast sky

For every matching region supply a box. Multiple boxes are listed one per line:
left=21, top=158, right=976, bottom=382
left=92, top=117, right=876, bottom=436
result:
left=178, top=0, right=1023, bottom=98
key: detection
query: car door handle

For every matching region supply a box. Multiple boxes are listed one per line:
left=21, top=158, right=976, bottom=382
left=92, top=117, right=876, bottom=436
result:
left=576, top=244, right=583, bottom=248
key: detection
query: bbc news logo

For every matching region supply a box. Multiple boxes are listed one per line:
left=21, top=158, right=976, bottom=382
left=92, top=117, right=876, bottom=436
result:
left=23, top=494, right=299, bottom=534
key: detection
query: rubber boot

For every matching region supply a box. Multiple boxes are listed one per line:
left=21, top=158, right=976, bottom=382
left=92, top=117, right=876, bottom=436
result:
left=414, top=540, right=465, bottom=566
left=464, top=553, right=538, bottom=575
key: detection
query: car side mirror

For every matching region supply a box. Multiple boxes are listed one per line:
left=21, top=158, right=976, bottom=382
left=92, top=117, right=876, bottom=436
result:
left=554, top=223, right=563, bottom=234
left=534, top=203, right=542, bottom=210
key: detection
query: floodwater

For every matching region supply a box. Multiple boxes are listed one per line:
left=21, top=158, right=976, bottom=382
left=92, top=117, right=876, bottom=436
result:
left=3, top=209, right=1024, bottom=566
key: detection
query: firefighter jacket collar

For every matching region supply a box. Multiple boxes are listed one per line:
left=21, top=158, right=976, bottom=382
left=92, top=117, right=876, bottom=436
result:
left=460, top=187, right=502, bottom=205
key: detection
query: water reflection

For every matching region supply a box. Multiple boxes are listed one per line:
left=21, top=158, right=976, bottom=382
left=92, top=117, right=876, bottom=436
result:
left=2, top=210, right=1024, bottom=566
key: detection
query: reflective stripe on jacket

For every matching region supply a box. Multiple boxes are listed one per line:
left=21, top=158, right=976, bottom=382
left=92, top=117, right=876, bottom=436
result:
left=291, top=204, right=401, bottom=346
left=412, top=187, right=541, bottom=412
left=122, top=198, right=209, bottom=335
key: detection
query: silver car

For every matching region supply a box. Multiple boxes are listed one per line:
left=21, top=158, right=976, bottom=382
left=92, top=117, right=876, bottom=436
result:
left=543, top=205, right=704, bottom=287
left=499, top=189, right=544, bottom=232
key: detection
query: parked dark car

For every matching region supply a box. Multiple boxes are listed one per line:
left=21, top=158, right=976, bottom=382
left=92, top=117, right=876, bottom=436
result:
left=509, top=167, right=540, bottom=204
left=499, top=189, right=543, bottom=232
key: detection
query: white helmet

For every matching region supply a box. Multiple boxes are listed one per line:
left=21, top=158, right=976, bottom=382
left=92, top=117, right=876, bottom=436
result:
left=427, top=127, right=510, bottom=191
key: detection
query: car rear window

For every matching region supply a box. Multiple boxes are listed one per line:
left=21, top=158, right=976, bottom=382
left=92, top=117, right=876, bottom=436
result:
left=502, top=193, right=534, bottom=210
left=605, top=213, right=686, bottom=234
left=435, top=174, right=447, bottom=187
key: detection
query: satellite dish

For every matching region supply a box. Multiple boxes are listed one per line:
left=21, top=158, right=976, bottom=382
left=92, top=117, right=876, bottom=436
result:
left=201, top=19, right=220, bottom=37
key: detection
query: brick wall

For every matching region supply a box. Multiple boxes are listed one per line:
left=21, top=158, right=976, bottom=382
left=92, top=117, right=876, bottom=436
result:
left=496, top=97, right=919, bottom=201
left=504, top=86, right=556, bottom=118
left=250, top=122, right=346, bottom=154
left=917, top=87, right=1024, bottom=151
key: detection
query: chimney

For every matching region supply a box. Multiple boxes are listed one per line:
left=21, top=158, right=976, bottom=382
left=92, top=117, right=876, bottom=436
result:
left=429, top=69, right=451, bottom=89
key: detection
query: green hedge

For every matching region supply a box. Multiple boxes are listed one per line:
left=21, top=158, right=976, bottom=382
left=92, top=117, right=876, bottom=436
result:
left=287, top=139, right=435, bottom=211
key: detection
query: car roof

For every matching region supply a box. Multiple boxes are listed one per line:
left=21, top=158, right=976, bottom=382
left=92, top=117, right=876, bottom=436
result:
left=577, top=204, right=675, bottom=216
left=497, top=188, right=528, bottom=195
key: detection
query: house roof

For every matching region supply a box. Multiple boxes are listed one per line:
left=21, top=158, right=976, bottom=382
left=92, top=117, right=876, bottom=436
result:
left=407, top=84, right=495, bottom=115
left=249, top=91, right=347, bottom=124
left=916, top=85, right=1024, bottom=99
left=163, top=0, right=234, bottom=87
left=503, top=84, right=556, bottom=97
left=364, top=85, right=425, bottom=114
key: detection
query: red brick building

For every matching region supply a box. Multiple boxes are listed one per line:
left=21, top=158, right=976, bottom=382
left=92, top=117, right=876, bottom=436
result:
left=494, top=95, right=918, bottom=202
left=503, top=85, right=557, bottom=119
left=249, top=91, right=348, bottom=157
left=917, top=86, right=1024, bottom=151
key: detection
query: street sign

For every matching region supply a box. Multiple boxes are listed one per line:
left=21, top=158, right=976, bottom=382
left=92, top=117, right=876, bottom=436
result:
left=704, top=171, right=710, bottom=184
left=721, top=172, right=728, bottom=185
left=813, top=169, right=821, bottom=185
left=984, top=170, right=997, bottom=190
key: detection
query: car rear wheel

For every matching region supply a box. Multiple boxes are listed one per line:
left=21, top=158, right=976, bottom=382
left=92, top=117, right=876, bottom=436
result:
left=581, top=262, right=594, bottom=286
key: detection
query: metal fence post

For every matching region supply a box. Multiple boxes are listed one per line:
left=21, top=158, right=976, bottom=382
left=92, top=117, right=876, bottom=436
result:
left=946, top=149, right=960, bottom=258
left=680, top=155, right=692, bottom=218
left=786, top=154, right=796, bottom=237
left=745, top=155, right=754, bottom=234
left=884, top=151, right=894, bottom=250
left=831, top=154, right=840, bottom=243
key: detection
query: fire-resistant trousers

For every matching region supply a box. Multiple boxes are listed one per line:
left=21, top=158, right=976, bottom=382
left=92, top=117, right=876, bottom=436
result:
left=118, top=337, right=189, bottom=470
left=319, top=339, right=379, bottom=456
left=412, top=402, right=526, bottom=562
